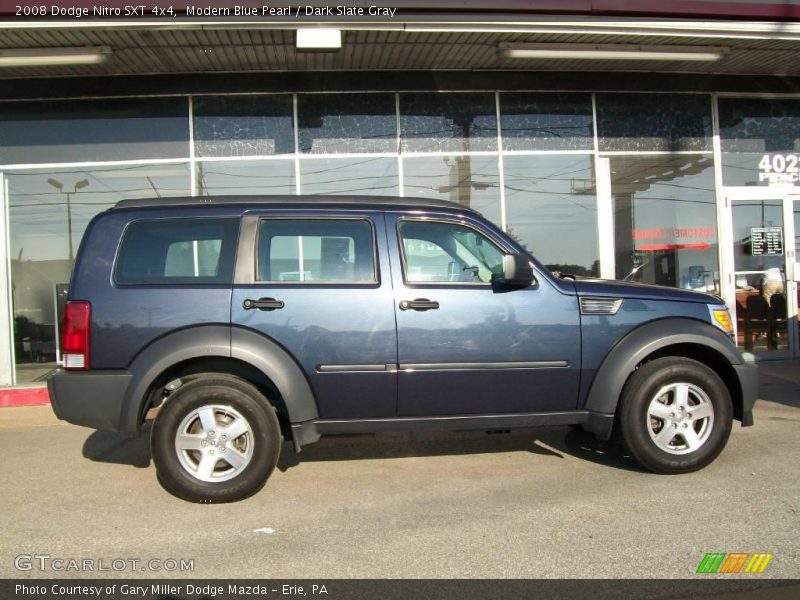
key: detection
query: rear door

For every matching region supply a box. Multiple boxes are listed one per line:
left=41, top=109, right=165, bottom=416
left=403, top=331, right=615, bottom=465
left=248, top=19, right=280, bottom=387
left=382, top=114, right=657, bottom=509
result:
left=231, top=210, right=397, bottom=419
left=388, top=212, right=582, bottom=416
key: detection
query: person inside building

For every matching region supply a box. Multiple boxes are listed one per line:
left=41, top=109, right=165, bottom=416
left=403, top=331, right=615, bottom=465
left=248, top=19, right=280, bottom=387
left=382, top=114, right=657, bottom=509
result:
left=760, top=266, right=785, bottom=307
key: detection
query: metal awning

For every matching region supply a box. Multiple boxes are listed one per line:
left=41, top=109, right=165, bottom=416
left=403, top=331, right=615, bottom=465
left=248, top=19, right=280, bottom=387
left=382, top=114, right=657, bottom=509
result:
left=0, top=17, right=800, bottom=79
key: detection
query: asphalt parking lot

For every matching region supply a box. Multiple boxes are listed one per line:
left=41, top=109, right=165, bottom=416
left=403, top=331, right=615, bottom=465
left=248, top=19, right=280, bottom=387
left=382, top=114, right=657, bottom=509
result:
left=1, top=362, right=798, bottom=580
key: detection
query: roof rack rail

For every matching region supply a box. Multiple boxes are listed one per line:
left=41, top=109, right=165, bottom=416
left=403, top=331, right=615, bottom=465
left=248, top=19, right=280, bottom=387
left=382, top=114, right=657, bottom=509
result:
left=113, top=194, right=475, bottom=212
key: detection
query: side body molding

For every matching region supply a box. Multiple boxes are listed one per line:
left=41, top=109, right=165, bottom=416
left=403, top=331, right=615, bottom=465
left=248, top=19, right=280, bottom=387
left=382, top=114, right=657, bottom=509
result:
left=583, top=318, right=744, bottom=417
left=230, top=326, right=319, bottom=424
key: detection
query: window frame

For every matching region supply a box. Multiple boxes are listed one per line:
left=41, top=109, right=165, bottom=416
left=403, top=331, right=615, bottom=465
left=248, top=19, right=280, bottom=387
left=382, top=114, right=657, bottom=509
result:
left=254, top=216, right=379, bottom=286
left=112, top=216, right=240, bottom=287
left=396, top=217, right=510, bottom=288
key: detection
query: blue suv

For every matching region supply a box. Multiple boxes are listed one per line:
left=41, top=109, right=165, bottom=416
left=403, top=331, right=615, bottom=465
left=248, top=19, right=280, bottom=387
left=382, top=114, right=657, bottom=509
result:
left=48, top=196, right=758, bottom=502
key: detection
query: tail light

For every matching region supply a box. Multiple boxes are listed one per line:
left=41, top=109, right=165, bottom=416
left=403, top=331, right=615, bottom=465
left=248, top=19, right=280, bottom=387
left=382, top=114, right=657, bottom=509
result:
left=62, top=300, right=91, bottom=370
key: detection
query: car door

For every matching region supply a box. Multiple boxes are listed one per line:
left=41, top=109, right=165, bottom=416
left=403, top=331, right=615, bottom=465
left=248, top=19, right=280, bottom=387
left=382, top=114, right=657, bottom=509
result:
left=231, top=210, right=397, bottom=419
left=388, top=212, right=581, bottom=416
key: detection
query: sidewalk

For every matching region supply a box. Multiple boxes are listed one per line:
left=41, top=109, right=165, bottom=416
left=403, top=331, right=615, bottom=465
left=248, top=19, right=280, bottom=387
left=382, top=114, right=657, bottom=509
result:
left=756, top=359, right=800, bottom=408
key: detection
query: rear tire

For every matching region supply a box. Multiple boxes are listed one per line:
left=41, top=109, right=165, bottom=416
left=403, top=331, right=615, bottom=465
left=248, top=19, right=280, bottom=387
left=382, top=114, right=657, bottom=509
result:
left=151, top=375, right=281, bottom=502
left=618, top=357, right=733, bottom=474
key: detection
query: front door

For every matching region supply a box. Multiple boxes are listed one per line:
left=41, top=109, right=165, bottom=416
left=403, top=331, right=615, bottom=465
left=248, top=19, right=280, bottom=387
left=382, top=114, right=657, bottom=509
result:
left=387, top=213, right=582, bottom=417
left=725, top=190, right=798, bottom=358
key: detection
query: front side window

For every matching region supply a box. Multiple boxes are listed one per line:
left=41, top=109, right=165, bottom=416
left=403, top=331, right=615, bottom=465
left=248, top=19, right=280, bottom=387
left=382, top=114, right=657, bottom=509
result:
left=115, top=218, right=238, bottom=285
left=399, top=220, right=505, bottom=284
left=257, top=219, right=376, bottom=283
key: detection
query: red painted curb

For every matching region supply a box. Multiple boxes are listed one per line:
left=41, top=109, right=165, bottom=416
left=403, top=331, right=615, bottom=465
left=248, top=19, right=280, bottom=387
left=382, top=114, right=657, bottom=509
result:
left=0, top=386, right=51, bottom=407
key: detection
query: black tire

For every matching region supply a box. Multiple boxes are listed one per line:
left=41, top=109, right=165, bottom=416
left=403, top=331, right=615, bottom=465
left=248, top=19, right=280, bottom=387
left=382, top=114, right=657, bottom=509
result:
left=151, top=375, right=281, bottom=503
left=618, top=357, right=733, bottom=474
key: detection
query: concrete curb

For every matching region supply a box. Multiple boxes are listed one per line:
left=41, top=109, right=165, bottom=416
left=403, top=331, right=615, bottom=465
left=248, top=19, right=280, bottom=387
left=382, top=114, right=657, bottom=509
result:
left=0, top=386, right=50, bottom=407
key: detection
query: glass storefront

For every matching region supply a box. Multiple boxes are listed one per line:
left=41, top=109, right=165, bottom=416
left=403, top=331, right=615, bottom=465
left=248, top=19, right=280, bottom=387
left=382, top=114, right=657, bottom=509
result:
left=197, top=159, right=295, bottom=196
left=2, top=90, right=800, bottom=383
left=610, top=155, right=719, bottom=291
left=403, top=155, right=501, bottom=224
left=598, top=93, right=719, bottom=291
left=504, top=154, right=598, bottom=276
left=300, top=156, right=399, bottom=195
left=6, top=164, right=191, bottom=382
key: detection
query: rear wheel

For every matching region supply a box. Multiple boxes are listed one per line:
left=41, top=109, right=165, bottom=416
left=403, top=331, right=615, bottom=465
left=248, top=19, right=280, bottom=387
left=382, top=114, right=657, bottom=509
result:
left=151, top=375, right=281, bottom=502
left=618, top=357, right=733, bottom=474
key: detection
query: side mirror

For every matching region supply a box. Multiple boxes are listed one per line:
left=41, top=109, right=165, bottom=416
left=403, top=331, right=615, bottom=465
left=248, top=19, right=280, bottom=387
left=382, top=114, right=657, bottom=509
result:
left=492, top=254, right=535, bottom=287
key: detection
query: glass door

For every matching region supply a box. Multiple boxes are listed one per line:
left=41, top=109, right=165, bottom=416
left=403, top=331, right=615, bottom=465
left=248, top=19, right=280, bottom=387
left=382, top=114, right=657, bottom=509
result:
left=792, top=199, right=800, bottom=357
left=725, top=189, right=797, bottom=358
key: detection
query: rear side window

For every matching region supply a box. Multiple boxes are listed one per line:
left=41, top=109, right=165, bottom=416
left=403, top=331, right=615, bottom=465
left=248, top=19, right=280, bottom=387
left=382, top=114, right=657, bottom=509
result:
left=115, top=217, right=239, bottom=285
left=257, top=219, right=376, bottom=283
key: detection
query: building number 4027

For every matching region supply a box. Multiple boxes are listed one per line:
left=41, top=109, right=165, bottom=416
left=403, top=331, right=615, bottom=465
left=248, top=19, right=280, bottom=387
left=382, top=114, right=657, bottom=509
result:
left=758, top=153, right=800, bottom=184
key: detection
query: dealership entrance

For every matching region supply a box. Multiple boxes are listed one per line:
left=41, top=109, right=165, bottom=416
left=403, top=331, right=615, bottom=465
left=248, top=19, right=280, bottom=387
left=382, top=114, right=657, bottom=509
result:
left=723, top=188, right=799, bottom=359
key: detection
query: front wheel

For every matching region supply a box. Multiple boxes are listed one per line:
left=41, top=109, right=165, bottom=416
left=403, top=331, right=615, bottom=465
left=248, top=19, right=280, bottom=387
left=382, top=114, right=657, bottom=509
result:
left=618, top=357, right=733, bottom=474
left=151, top=375, right=282, bottom=502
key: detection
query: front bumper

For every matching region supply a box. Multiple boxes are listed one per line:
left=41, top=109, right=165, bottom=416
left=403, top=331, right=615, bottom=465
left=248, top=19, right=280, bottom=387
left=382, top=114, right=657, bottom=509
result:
left=48, top=370, right=133, bottom=433
left=733, top=360, right=759, bottom=427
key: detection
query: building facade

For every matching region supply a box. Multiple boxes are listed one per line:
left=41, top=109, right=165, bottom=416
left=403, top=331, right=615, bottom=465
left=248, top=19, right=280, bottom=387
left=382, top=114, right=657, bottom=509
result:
left=0, top=1, right=799, bottom=385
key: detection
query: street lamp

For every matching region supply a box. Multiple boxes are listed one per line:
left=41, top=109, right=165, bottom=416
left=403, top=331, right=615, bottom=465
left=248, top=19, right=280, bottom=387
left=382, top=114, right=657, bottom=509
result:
left=47, top=178, right=89, bottom=261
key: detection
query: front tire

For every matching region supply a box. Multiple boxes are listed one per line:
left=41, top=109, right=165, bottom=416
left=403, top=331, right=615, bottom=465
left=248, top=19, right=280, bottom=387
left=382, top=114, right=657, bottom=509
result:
left=151, top=375, right=281, bottom=502
left=618, top=357, right=733, bottom=474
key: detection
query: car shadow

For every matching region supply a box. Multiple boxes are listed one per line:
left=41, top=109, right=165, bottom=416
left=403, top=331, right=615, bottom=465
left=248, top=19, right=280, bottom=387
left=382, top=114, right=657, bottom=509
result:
left=82, top=420, right=152, bottom=468
left=81, top=421, right=645, bottom=474
left=277, top=427, right=645, bottom=474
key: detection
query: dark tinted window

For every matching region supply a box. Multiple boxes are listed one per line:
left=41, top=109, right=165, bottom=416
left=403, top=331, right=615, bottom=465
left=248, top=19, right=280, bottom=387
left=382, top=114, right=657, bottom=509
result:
left=400, top=92, right=497, bottom=153
left=500, top=93, right=593, bottom=151
left=718, top=97, right=800, bottom=186
left=0, top=97, right=189, bottom=164
left=257, top=219, right=376, bottom=283
left=297, top=93, right=396, bottom=154
left=193, top=95, right=294, bottom=157
left=115, top=218, right=239, bottom=285
left=596, top=93, right=712, bottom=152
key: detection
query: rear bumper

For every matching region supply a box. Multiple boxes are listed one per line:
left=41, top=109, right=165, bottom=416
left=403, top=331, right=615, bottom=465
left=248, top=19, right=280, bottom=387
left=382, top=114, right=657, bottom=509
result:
left=733, top=360, right=758, bottom=427
left=48, top=370, right=133, bottom=433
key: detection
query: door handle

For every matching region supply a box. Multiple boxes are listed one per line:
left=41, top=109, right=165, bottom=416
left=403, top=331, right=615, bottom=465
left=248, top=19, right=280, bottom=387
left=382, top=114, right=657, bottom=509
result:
left=399, top=298, right=440, bottom=311
left=243, top=297, right=285, bottom=311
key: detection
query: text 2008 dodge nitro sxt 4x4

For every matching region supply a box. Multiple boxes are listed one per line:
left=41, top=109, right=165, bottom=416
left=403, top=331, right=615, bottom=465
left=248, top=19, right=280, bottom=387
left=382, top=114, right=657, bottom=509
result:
left=49, top=196, right=757, bottom=502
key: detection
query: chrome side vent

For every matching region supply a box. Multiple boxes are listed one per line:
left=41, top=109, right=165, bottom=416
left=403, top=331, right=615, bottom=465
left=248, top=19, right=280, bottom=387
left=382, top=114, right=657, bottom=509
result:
left=580, top=297, right=623, bottom=315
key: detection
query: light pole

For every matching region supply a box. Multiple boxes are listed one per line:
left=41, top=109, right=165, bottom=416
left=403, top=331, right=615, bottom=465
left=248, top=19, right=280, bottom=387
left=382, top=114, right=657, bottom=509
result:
left=47, top=178, right=89, bottom=261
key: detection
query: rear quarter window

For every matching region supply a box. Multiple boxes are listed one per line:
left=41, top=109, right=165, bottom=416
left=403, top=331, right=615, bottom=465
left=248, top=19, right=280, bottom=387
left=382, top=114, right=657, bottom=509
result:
left=114, top=217, right=239, bottom=285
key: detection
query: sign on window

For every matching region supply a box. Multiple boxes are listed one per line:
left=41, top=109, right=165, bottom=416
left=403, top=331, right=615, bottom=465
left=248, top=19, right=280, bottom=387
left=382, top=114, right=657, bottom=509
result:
left=750, top=227, right=783, bottom=256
